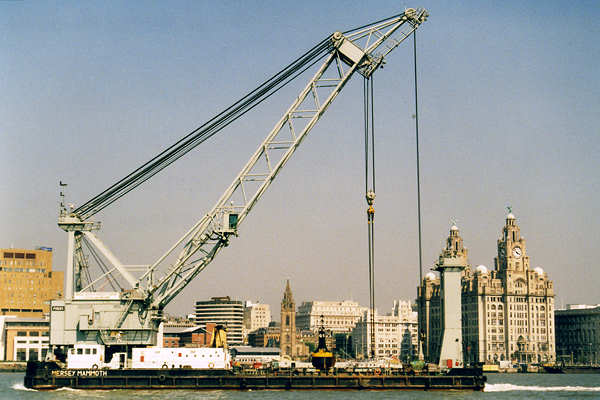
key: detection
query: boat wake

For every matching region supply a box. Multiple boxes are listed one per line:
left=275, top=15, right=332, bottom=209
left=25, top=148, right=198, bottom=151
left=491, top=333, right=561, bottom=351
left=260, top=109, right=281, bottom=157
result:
left=55, top=386, right=82, bottom=392
left=11, top=383, right=37, bottom=391
left=485, top=383, right=600, bottom=392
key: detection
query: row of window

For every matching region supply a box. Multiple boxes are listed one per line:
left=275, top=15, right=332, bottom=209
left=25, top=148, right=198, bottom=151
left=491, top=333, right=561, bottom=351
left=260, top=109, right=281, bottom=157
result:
left=16, top=331, right=49, bottom=336
left=3, top=252, right=36, bottom=259
left=1, top=308, right=44, bottom=313
left=0, top=266, right=48, bottom=272
left=0, top=259, right=47, bottom=267
left=15, top=348, right=48, bottom=362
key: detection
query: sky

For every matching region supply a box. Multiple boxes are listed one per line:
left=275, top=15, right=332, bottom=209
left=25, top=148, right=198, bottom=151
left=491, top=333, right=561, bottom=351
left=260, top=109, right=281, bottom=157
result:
left=2, top=1, right=599, bottom=319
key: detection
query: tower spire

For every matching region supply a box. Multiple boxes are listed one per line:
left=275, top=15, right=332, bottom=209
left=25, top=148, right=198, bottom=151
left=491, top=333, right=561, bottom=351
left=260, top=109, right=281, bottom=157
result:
left=282, top=279, right=294, bottom=308
left=280, top=280, right=296, bottom=358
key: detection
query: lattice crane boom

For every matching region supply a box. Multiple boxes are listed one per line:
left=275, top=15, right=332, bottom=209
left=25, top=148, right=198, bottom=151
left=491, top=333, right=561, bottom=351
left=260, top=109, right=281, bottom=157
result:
left=54, top=8, right=427, bottom=347
left=145, top=8, right=428, bottom=309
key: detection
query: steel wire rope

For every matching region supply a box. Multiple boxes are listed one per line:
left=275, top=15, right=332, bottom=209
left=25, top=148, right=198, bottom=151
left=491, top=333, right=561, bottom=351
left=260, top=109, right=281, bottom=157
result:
left=82, top=236, right=120, bottom=291
left=412, top=30, right=425, bottom=360
left=80, top=49, right=332, bottom=219
left=363, top=77, right=371, bottom=357
left=75, top=39, right=331, bottom=217
left=73, top=37, right=333, bottom=219
left=74, top=10, right=415, bottom=219
left=342, top=12, right=407, bottom=35
left=369, top=75, right=376, bottom=361
left=364, top=75, right=377, bottom=359
left=79, top=239, right=94, bottom=291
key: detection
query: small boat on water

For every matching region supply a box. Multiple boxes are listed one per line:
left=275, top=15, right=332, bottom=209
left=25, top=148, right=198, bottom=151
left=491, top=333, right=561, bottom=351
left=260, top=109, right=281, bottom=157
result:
left=310, top=315, right=336, bottom=371
left=542, top=364, right=564, bottom=374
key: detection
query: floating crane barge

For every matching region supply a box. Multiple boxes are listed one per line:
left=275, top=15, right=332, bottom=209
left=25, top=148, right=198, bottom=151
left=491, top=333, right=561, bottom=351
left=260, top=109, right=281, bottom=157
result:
left=25, top=364, right=486, bottom=391
left=25, top=7, right=485, bottom=391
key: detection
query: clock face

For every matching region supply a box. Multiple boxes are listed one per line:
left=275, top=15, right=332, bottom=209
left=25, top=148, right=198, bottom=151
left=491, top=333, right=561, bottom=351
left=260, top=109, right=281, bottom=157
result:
left=512, top=246, right=522, bottom=258
left=499, top=247, right=506, bottom=257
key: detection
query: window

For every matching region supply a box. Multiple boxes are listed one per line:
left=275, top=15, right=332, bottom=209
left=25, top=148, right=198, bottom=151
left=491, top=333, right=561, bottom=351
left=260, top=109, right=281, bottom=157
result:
left=16, top=349, right=26, bottom=361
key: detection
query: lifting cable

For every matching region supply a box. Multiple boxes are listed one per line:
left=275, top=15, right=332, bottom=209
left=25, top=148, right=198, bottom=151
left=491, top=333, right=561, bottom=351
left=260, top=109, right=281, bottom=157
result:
left=73, top=36, right=334, bottom=220
left=363, top=75, right=376, bottom=359
left=412, top=30, right=425, bottom=359
left=82, top=237, right=121, bottom=292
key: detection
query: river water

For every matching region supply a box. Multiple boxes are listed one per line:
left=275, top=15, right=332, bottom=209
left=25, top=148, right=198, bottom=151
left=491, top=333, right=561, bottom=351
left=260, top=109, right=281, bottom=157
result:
left=3, top=372, right=600, bottom=399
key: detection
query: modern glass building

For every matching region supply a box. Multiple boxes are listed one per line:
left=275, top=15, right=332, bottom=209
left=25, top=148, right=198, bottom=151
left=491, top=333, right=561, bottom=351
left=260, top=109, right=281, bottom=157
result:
left=195, top=296, right=244, bottom=345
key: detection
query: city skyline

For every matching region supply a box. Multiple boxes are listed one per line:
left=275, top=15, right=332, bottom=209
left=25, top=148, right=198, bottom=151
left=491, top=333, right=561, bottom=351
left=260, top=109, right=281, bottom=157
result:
left=2, top=1, right=599, bottom=316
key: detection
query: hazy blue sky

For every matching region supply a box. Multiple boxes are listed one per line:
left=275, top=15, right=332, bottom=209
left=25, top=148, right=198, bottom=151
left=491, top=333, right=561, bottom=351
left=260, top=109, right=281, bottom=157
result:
left=2, top=1, right=599, bottom=318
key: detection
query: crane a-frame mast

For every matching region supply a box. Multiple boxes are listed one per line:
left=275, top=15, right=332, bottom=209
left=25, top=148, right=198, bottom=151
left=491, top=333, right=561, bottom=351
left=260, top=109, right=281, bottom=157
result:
left=52, top=9, right=428, bottom=349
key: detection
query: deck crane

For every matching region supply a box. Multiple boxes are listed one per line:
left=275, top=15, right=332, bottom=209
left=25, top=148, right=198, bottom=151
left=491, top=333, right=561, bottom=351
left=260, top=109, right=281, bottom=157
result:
left=50, top=9, right=428, bottom=351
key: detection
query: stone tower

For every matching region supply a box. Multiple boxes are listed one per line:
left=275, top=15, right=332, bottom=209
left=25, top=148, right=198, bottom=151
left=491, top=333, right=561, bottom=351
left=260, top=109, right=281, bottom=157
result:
left=492, top=210, right=555, bottom=364
left=495, top=211, right=530, bottom=274
left=280, top=280, right=297, bottom=358
left=435, top=223, right=468, bottom=369
left=420, top=212, right=556, bottom=365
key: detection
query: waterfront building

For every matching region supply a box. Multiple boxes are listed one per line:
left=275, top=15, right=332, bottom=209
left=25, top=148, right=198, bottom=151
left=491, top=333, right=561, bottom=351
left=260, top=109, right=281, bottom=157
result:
left=0, top=247, right=63, bottom=317
left=230, top=346, right=281, bottom=366
left=195, top=296, right=244, bottom=345
left=243, top=301, right=271, bottom=332
left=161, top=320, right=215, bottom=348
left=418, top=212, right=556, bottom=366
left=0, top=316, right=49, bottom=361
left=351, top=301, right=418, bottom=360
left=280, top=280, right=297, bottom=358
left=555, top=304, right=600, bottom=365
left=296, top=300, right=367, bottom=334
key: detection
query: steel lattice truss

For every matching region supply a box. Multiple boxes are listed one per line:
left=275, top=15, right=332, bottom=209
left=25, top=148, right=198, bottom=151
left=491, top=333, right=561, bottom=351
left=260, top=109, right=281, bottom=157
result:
left=58, top=8, right=428, bottom=324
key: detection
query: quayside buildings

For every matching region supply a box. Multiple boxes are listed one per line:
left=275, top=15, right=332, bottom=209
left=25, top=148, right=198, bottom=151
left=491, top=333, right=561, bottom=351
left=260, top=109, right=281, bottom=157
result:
left=0, top=247, right=63, bottom=317
left=0, top=247, right=64, bottom=361
left=418, top=212, right=556, bottom=365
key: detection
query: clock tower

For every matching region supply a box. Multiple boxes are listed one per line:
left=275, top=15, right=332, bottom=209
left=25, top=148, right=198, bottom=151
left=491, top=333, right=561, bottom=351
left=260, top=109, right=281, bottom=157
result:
left=495, top=210, right=530, bottom=273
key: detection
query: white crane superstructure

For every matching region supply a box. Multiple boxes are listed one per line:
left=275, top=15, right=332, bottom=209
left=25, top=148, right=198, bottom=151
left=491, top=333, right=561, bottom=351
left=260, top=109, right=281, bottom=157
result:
left=50, top=9, right=428, bottom=352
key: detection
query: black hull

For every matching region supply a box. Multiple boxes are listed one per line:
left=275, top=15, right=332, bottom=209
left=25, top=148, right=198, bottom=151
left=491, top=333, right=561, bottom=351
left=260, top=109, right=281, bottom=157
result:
left=24, top=361, right=486, bottom=391
left=543, top=366, right=564, bottom=374
left=311, top=355, right=336, bottom=370
left=563, top=366, right=600, bottom=374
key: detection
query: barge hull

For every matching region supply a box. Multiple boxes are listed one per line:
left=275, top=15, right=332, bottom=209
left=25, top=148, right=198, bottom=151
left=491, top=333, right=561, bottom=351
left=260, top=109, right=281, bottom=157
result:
left=25, top=362, right=485, bottom=391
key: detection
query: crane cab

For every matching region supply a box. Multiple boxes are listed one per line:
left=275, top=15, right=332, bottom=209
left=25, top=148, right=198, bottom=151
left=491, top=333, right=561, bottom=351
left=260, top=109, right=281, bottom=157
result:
left=220, top=212, right=238, bottom=234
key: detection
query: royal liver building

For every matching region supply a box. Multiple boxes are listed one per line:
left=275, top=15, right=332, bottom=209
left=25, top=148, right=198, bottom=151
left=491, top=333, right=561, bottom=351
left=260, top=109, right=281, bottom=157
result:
left=419, top=211, right=556, bottom=365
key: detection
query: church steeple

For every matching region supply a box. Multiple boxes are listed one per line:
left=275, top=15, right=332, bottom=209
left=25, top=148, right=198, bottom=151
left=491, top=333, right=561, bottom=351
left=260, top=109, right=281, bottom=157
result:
left=280, top=280, right=297, bottom=358
left=282, top=279, right=294, bottom=309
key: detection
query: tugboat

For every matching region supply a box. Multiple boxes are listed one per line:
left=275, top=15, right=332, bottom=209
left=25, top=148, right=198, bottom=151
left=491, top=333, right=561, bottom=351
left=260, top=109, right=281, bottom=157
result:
left=310, top=315, right=335, bottom=371
left=543, top=361, right=565, bottom=374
